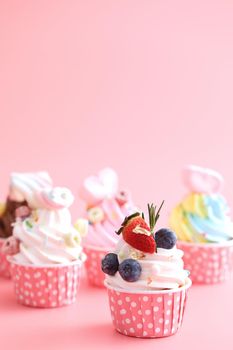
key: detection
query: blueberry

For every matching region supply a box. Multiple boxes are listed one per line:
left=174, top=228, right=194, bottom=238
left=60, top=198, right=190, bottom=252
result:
left=155, top=228, right=177, bottom=249
left=101, top=253, right=119, bottom=276
left=118, top=259, right=142, bottom=282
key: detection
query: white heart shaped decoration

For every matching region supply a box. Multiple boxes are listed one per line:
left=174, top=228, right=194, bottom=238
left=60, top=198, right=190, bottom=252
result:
left=79, top=168, right=119, bottom=206
left=182, top=165, right=224, bottom=194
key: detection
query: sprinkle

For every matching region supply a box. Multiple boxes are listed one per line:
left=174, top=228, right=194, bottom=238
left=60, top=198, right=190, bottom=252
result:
left=25, top=220, right=33, bottom=228
left=147, top=277, right=153, bottom=285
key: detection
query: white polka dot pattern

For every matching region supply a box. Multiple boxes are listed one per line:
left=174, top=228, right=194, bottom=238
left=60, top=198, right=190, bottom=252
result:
left=10, top=260, right=82, bottom=308
left=84, top=246, right=110, bottom=288
left=0, top=239, right=11, bottom=278
left=106, top=284, right=190, bottom=338
left=177, top=241, right=233, bottom=284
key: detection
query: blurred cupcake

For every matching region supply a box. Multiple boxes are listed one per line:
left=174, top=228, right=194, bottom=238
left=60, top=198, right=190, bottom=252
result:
left=0, top=203, right=11, bottom=278
left=102, top=203, right=191, bottom=338
left=79, top=168, right=137, bottom=287
left=170, top=165, right=233, bottom=284
left=0, top=172, right=52, bottom=278
left=6, top=186, right=87, bottom=308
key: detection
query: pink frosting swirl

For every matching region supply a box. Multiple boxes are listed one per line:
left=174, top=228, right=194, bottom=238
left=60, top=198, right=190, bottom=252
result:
left=83, top=198, right=136, bottom=248
left=79, top=168, right=137, bottom=248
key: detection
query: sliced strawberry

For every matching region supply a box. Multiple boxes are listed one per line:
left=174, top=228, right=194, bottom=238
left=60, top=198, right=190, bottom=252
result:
left=122, top=216, right=156, bottom=254
left=123, top=231, right=156, bottom=253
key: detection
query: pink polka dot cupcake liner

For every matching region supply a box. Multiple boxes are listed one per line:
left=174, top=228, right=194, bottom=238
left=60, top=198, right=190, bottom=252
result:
left=105, top=278, right=192, bottom=338
left=0, top=239, right=11, bottom=279
left=177, top=240, right=233, bottom=284
left=10, top=259, right=83, bottom=308
left=84, top=245, right=111, bottom=288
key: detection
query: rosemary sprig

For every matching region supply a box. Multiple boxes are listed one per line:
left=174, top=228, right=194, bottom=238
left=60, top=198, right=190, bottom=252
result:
left=147, top=200, right=164, bottom=233
left=148, top=203, right=155, bottom=232
left=154, top=200, right=165, bottom=226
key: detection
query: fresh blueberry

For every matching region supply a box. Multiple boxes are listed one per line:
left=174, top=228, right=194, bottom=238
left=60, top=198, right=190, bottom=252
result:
left=101, top=253, right=119, bottom=276
left=118, top=259, right=142, bottom=282
left=154, top=228, right=177, bottom=249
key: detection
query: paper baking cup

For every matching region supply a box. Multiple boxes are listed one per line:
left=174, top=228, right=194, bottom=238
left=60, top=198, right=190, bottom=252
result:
left=105, top=278, right=191, bottom=338
left=177, top=240, right=233, bottom=284
left=0, top=239, right=11, bottom=278
left=84, top=245, right=112, bottom=287
left=10, top=259, right=83, bottom=308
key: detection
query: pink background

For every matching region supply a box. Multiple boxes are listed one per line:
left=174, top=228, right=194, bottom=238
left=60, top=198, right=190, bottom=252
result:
left=1, top=0, right=233, bottom=349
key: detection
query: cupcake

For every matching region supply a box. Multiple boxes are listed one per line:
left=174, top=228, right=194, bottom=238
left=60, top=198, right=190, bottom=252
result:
left=0, top=203, right=11, bottom=278
left=6, top=186, right=87, bottom=308
left=0, top=172, right=52, bottom=278
left=102, top=203, right=191, bottom=338
left=170, top=165, right=233, bottom=284
left=79, top=168, right=137, bottom=287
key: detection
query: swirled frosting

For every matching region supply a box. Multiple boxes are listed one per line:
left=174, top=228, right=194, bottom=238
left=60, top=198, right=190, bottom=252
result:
left=79, top=168, right=137, bottom=248
left=106, top=239, right=188, bottom=290
left=170, top=193, right=233, bottom=243
left=170, top=165, right=233, bottom=243
left=9, top=171, right=53, bottom=208
left=12, top=187, right=86, bottom=265
left=83, top=198, right=136, bottom=248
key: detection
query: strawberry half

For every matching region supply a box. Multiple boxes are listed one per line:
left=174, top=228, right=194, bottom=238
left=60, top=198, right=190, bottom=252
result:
left=117, top=213, right=156, bottom=254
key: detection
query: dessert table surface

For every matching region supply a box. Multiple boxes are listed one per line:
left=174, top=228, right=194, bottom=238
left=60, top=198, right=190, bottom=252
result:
left=0, top=272, right=232, bottom=350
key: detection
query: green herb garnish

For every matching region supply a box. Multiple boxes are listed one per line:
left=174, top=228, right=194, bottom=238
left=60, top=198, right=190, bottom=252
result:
left=147, top=201, right=165, bottom=233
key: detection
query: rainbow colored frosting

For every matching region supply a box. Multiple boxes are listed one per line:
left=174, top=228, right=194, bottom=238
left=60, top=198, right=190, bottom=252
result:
left=170, top=165, right=233, bottom=243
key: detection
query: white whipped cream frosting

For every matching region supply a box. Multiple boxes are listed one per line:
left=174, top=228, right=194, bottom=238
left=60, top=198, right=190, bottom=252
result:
left=13, top=187, right=86, bottom=265
left=106, top=239, right=189, bottom=291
